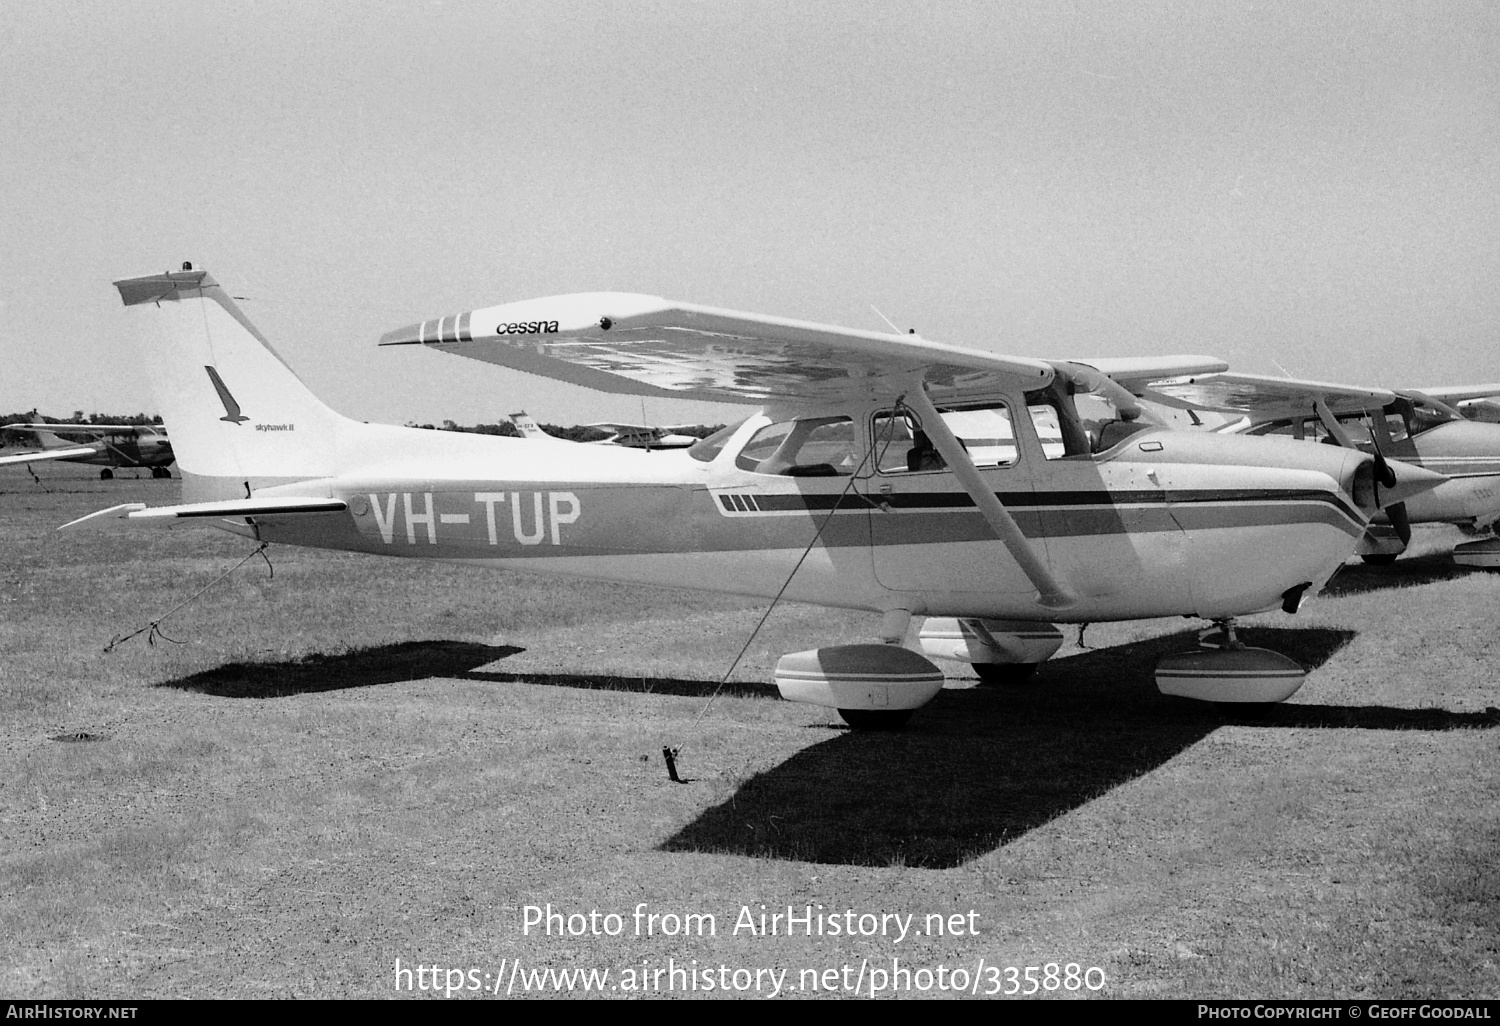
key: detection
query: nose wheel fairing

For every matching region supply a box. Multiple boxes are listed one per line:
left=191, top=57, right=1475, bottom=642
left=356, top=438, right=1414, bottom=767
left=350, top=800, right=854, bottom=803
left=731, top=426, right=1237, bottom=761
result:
left=1157, top=619, right=1307, bottom=704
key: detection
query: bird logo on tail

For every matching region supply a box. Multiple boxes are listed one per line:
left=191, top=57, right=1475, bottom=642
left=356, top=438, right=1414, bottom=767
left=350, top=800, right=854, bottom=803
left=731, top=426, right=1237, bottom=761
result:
left=204, top=366, right=249, bottom=424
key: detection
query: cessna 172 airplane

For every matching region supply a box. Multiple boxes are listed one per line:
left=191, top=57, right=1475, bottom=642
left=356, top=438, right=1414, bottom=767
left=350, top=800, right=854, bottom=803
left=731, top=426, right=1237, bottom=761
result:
left=65, top=266, right=1445, bottom=726
left=1114, top=371, right=1500, bottom=569
left=0, top=422, right=174, bottom=478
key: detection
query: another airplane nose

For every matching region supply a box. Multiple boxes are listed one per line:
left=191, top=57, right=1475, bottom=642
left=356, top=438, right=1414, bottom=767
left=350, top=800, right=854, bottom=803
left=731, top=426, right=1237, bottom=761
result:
left=1372, top=456, right=1447, bottom=508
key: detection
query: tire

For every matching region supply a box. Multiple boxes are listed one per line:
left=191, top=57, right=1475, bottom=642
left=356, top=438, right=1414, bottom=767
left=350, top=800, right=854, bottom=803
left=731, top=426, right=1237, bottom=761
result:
left=837, top=709, right=914, bottom=730
left=974, top=662, right=1040, bottom=684
left=99, top=468, right=113, bottom=480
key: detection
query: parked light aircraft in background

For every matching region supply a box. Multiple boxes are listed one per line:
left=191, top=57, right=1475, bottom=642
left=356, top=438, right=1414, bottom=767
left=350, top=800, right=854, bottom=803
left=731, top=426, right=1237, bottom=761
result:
left=508, top=410, right=699, bottom=449
left=583, top=423, right=700, bottom=450
left=66, top=266, right=1444, bottom=726
left=1108, top=371, right=1500, bottom=568
left=1, top=422, right=174, bottom=478
left=1414, top=384, right=1500, bottom=426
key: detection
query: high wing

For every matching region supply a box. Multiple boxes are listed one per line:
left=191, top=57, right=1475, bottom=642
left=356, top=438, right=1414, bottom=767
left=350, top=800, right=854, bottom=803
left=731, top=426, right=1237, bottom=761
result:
left=60, top=496, right=347, bottom=530
left=1062, top=355, right=1229, bottom=394
left=0, top=445, right=102, bottom=467
left=381, top=292, right=1069, bottom=605
left=585, top=422, right=700, bottom=433
left=1126, top=371, right=1397, bottom=424
left=1405, top=383, right=1500, bottom=404
left=379, top=293, right=1054, bottom=403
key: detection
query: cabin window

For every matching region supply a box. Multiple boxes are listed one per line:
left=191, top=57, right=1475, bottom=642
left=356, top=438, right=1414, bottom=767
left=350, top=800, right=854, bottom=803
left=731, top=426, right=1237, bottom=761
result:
left=736, top=416, right=856, bottom=476
left=872, top=402, right=1019, bottom=474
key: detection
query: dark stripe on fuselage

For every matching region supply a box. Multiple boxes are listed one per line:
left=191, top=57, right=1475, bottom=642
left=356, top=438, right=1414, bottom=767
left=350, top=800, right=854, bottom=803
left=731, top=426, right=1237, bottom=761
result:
left=749, top=487, right=1364, bottom=525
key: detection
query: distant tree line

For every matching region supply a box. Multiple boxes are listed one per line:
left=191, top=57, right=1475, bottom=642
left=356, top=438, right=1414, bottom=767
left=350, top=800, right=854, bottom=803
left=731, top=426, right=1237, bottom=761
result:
left=2, top=411, right=164, bottom=427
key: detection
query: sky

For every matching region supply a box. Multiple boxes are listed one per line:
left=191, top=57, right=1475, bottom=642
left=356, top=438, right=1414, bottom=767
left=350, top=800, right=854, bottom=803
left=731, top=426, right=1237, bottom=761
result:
left=2, top=0, right=1497, bottom=427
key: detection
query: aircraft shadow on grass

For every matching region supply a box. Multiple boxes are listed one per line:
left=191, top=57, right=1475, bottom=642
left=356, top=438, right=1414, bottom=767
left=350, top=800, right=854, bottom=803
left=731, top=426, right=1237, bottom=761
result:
left=157, top=639, right=774, bottom=700
left=660, top=625, right=1500, bottom=869
left=158, top=640, right=525, bottom=698
left=1321, top=553, right=1481, bottom=598
left=157, top=629, right=1497, bottom=869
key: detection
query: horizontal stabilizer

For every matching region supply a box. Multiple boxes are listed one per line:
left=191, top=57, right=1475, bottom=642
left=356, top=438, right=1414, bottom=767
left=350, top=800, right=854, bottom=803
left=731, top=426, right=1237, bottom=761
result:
left=60, top=496, right=347, bottom=530
left=0, top=446, right=100, bottom=467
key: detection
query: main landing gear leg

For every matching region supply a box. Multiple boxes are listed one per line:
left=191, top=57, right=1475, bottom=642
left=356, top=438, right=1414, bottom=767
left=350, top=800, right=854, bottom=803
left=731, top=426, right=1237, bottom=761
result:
left=1157, top=617, right=1306, bottom=704
left=1196, top=617, right=1240, bottom=650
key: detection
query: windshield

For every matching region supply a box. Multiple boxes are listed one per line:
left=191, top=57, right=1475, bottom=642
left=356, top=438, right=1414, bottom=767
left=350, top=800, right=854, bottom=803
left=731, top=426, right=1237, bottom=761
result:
left=1402, top=396, right=1463, bottom=435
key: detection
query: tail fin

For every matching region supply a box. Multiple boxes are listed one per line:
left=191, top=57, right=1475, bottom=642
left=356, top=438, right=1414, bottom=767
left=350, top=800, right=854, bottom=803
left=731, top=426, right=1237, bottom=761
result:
left=114, top=268, right=346, bottom=493
left=508, top=410, right=549, bottom=440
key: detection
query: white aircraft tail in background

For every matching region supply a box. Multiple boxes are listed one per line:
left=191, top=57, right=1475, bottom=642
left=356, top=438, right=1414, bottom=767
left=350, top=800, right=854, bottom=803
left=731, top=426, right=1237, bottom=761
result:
left=508, top=411, right=556, bottom=441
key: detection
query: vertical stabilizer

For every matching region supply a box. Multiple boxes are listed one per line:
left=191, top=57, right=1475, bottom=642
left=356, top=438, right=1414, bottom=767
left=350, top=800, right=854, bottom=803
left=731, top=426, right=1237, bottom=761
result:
left=114, top=268, right=345, bottom=488
left=508, top=410, right=550, bottom=440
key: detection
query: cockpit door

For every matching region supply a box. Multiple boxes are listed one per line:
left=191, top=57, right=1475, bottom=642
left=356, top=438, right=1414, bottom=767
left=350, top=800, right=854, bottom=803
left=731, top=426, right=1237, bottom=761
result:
left=1022, top=389, right=1195, bottom=614
left=863, top=397, right=1042, bottom=596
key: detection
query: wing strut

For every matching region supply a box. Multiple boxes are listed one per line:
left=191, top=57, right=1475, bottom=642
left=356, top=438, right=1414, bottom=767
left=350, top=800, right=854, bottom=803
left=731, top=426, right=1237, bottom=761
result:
left=1313, top=398, right=1356, bottom=448
left=905, top=386, right=1078, bottom=610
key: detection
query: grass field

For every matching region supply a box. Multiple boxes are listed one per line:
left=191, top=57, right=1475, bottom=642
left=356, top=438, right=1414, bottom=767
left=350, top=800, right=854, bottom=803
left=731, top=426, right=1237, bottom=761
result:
left=2, top=462, right=1498, bottom=999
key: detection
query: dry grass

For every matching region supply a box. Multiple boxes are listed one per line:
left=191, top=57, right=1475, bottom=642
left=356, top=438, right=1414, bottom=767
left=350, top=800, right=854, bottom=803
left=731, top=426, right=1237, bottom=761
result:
left=2, top=463, right=1498, bottom=999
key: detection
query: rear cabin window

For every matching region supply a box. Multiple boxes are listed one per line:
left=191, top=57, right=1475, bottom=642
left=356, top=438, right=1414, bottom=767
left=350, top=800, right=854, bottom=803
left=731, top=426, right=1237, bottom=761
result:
left=872, top=402, right=1019, bottom=474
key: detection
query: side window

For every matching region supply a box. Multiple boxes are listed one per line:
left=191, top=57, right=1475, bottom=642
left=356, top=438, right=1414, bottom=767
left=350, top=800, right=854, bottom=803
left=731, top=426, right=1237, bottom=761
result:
left=1337, top=417, right=1374, bottom=445
left=873, top=402, right=1019, bottom=474
left=736, top=417, right=855, bottom=476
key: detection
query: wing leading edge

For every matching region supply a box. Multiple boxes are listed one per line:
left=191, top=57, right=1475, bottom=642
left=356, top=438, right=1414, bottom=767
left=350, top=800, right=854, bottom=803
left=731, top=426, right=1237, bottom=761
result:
left=1128, top=371, right=1397, bottom=424
left=379, top=293, right=1054, bottom=403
